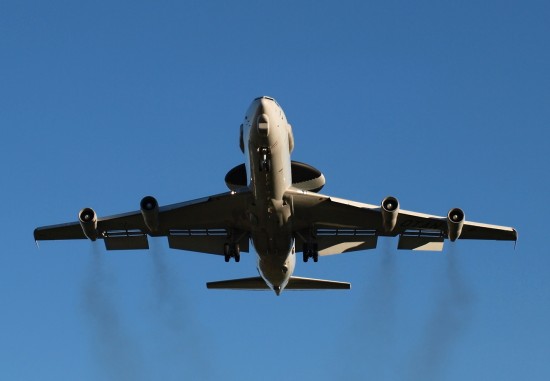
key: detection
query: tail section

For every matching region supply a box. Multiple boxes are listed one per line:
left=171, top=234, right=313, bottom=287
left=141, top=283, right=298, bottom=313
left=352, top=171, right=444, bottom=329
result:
left=207, top=276, right=269, bottom=290
left=206, top=276, right=350, bottom=292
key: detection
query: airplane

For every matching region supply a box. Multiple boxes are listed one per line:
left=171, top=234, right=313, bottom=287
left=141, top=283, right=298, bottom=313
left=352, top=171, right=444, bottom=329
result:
left=34, top=96, right=517, bottom=295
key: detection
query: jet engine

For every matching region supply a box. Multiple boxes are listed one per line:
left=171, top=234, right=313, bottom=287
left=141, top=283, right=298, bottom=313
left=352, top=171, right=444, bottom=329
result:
left=79, top=207, right=98, bottom=241
left=140, top=196, right=159, bottom=233
left=447, top=208, right=465, bottom=241
left=381, top=196, right=399, bottom=232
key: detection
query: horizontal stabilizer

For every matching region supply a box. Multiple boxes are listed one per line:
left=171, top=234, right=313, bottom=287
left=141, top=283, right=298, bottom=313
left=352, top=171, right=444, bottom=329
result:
left=207, top=276, right=268, bottom=290
left=286, top=276, right=351, bottom=290
left=206, top=276, right=350, bottom=291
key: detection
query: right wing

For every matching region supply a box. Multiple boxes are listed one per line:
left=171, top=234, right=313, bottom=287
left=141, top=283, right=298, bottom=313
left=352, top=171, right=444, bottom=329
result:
left=288, top=189, right=517, bottom=253
left=34, top=191, right=253, bottom=254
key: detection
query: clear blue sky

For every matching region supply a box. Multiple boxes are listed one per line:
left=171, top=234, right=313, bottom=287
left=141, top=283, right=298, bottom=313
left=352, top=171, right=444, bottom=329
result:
left=1, top=1, right=549, bottom=380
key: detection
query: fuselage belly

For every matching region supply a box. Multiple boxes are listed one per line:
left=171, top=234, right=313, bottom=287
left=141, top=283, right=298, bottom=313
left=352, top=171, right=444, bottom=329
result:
left=242, top=97, right=296, bottom=293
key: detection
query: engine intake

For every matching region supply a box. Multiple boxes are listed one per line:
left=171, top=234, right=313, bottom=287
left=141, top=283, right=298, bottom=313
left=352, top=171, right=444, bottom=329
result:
left=447, top=208, right=465, bottom=241
left=140, top=196, right=159, bottom=233
left=79, top=207, right=98, bottom=241
left=381, top=196, right=399, bottom=232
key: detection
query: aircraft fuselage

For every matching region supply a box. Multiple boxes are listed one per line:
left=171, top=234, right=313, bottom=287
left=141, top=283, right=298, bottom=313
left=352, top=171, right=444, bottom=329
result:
left=242, top=97, right=296, bottom=294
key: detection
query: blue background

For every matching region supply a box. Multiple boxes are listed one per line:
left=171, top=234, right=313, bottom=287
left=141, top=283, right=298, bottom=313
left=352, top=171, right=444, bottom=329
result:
left=1, top=1, right=549, bottom=380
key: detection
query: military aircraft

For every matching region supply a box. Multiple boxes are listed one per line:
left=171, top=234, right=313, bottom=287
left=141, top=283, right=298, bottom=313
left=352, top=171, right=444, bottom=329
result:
left=34, top=96, right=517, bottom=295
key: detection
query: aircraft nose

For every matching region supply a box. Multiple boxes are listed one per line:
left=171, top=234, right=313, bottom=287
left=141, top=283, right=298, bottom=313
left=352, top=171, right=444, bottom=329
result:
left=253, top=96, right=273, bottom=112
left=250, top=96, right=279, bottom=138
left=259, top=96, right=271, bottom=111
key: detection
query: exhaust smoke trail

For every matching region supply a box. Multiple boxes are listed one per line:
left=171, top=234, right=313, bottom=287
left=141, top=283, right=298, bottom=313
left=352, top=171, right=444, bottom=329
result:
left=82, top=243, right=146, bottom=381
left=379, top=239, right=398, bottom=329
left=148, top=240, right=212, bottom=380
left=407, top=244, right=474, bottom=381
left=366, top=239, right=398, bottom=379
left=337, top=239, right=398, bottom=380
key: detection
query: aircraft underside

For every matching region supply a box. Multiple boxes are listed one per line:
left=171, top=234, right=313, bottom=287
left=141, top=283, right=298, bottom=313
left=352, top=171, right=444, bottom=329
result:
left=33, top=96, right=517, bottom=295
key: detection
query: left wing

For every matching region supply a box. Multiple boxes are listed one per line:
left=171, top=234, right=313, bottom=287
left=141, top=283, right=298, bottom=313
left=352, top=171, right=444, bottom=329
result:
left=287, top=189, right=517, bottom=253
left=34, top=191, right=252, bottom=254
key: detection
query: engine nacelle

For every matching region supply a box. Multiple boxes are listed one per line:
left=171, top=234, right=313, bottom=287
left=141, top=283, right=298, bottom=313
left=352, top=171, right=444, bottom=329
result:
left=140, top=196, right=159, bottom=233
left=381, top=196, right=399, bottom=232
left=447, top=208, right=465, bottom=241
left=79, top=207, right=98, bottom=241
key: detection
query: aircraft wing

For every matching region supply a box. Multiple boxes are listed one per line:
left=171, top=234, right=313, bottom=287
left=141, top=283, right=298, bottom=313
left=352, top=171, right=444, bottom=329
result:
left=34, top=191, right=252, bottom=254
left=287, top=189, right=517, bottom=253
